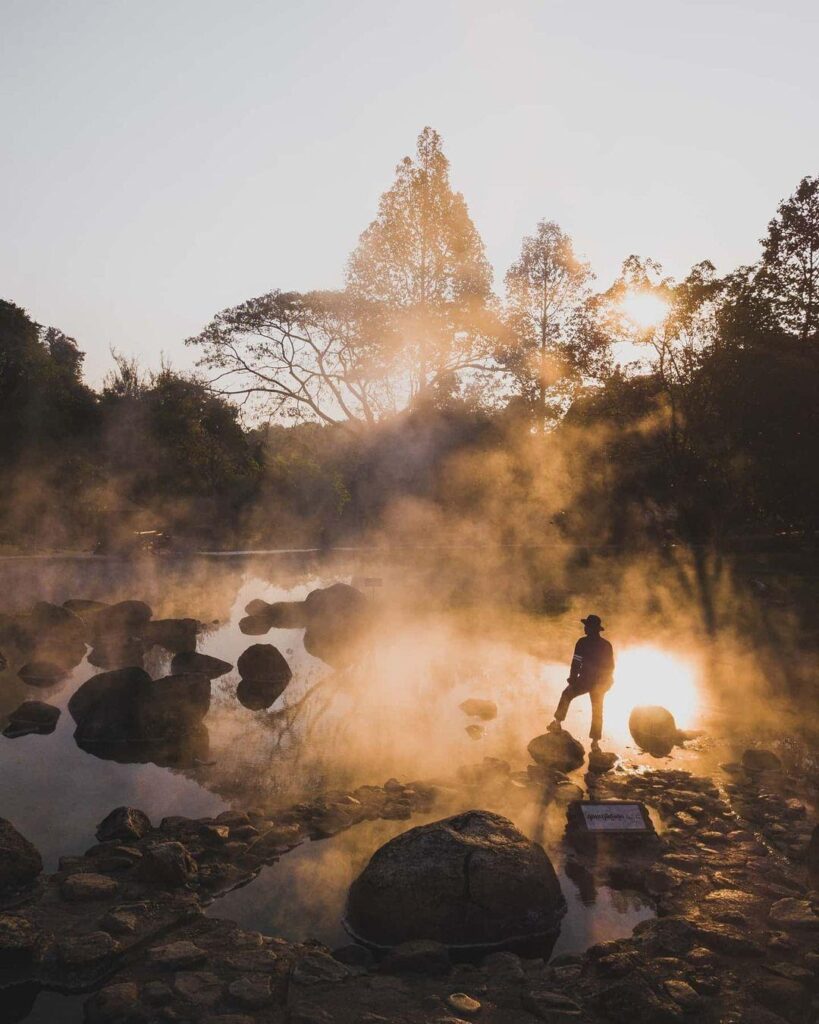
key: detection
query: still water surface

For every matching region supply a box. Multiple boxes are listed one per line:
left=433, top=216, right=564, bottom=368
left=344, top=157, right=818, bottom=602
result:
left=1, top=554, right=661, bottom=1020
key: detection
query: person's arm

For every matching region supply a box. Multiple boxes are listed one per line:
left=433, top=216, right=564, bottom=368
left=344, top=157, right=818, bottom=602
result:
left=568, top=639, right=583, bottom=684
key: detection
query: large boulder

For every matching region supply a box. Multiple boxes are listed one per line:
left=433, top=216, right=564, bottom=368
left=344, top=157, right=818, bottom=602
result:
left=237, top=644, right=292, bottom=685
left=69, top=667, right=210, bottom=747
left=0, top=818, right=42, bottom=897
left=345, top=810, right=565, bottom=948
left=303, top=583, right=370, bottom=667
left=527, top=731, right=585, bottom=772
left=629, top=706, right=680, bottom=758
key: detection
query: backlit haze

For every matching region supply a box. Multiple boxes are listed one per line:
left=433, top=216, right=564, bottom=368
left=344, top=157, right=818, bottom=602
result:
left=2, top=0, right=817, bottom=383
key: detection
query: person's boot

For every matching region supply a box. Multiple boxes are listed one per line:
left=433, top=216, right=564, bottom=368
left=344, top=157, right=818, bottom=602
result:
left=547, top=719, right=562, bottom=734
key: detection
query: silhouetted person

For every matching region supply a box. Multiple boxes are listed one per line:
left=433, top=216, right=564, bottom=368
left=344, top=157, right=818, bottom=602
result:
left=548, top=614, right=614, bottom=750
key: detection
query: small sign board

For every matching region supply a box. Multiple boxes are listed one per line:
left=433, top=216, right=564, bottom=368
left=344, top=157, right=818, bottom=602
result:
left=568, top=800, right=654, bottom=835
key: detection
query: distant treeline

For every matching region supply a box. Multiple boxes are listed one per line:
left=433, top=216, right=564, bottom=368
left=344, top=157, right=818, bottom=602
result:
left=1, top=129, right=816, bottom=554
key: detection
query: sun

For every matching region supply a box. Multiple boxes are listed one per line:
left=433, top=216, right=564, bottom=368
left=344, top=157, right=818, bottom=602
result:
left=619, top=290, right=669, bottom=331
left=604, top=645, right=702, bottom=743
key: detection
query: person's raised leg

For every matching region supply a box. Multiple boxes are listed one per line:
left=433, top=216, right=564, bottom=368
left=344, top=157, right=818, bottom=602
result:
left=549, top=685, right=576, bottom=732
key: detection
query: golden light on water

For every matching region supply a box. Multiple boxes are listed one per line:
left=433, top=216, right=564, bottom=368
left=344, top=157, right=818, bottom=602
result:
left=619, top=290, right=670, bottom=330
left=607, top=645, right=701, bottom=740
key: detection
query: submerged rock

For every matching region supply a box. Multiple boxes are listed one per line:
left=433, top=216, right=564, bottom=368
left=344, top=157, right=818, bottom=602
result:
left=171, top=651, right=232, bottom=679
left=2, top=700, right=60, bottom=738
left=459, top=698, right=498, bottom=721
left=465, top=724, right=485, bottom=740
left=345, top=809, right=566, bottom=948
left=628, top=705, right=679, bottom=757
left=527, top=731, right=585, bottom=772
left=0, top=818, right=42, bottom=897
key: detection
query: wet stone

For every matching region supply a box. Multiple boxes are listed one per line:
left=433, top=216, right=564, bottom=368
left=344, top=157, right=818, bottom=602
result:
left=769, top=897, right=819, bottom=929
left=84, top=982, right=144, bottom=1024
left=290, top=951, right=352, bottom=986
left=0, top=913, right=38, bottom=958
left=138, top=841, right=197, bottom=886
left=96, top=806, right=152, bottom=843
left=0, top=816, right=43, bottom=894
left=57, top=929, right=119, bottom=966
left=221, top=947, right=280, bottom=972
left=61, top=872, right=118, bottom=901
left=142, top=981, right=173, bottom=1005
left=521, top=984, right=582, bottom=1019
left=663, top=979, right=702, bottom=1012
left=100, top=909, right=139, bottom=935
left=147, top=940, right=207, bottom=969
left=228, top=974, right=272, bottom=1008
left=173, top=970, right=223, bottom=1006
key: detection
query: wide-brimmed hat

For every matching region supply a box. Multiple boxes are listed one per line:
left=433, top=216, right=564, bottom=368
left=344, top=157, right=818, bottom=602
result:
left=581, top=614, right=604, bottom=631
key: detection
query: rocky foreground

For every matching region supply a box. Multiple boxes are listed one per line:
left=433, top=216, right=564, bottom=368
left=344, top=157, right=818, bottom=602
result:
left=1, top=746, right=818, bottom=1024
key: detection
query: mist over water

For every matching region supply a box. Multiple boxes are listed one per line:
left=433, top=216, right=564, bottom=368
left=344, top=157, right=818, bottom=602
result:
left=1, top=544, right=810, bottom=969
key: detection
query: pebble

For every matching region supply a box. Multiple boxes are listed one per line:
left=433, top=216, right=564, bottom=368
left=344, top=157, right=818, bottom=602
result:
left=446, top=992, right=481, bottom=1014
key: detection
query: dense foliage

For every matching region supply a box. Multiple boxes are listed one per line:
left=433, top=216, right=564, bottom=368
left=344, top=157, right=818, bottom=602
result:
left=0, top=133, right=815, bottom=555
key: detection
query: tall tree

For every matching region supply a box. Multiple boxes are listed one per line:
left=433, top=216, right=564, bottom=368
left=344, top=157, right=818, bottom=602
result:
left=346, top=127, right=495, bottom=401
left=501, top=220, right=593, bottom=423
left=189, top=290, right=396, bottom=431
left=758, top=175, right=819, bottom=343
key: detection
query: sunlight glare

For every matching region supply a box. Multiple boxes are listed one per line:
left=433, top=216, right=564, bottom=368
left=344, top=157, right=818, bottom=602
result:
left=619, top=290, right=669, bottom=330
left=606, top=645, right=701, bottom=741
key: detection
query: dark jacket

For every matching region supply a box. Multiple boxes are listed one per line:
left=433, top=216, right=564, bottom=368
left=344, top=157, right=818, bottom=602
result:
left=568, top=634, right=614, bottom=692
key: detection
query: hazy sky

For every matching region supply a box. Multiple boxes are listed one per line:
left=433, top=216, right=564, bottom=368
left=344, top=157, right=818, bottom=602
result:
left=2, top=0, right=817, bottom=383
